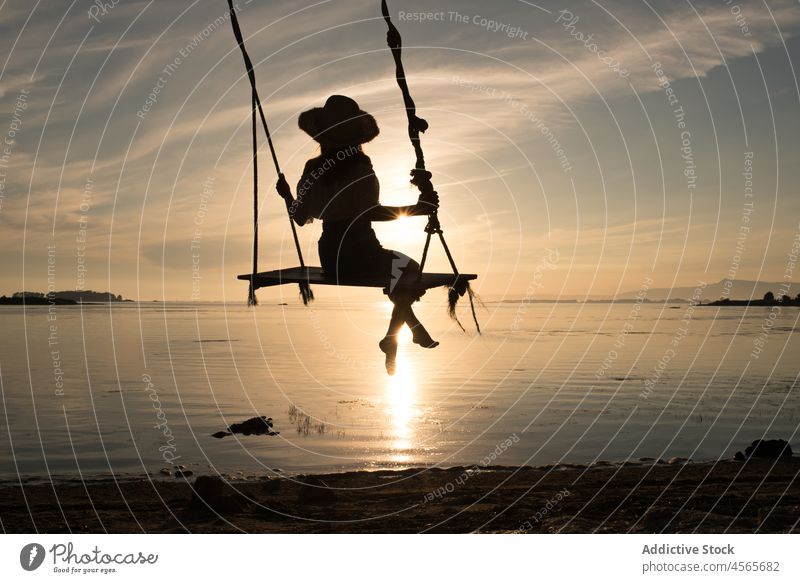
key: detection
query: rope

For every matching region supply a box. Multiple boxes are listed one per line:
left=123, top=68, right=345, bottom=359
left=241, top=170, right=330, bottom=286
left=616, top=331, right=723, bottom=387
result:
left=381, top=0, right=479, bottom=333
left=249, top=91, right=258, bottom=305
left=227, top=0, right=313, bottom=304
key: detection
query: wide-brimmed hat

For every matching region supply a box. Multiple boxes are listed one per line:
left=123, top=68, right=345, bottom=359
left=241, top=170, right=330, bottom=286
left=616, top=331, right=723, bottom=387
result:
left=298, top=95, right=379, bottom=147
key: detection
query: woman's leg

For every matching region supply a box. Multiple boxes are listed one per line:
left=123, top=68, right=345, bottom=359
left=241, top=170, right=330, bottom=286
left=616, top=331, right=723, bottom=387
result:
left=391, top=256, right=438, bottom=345
left=379, top=303, right=405, bottom=375
left=379, top=254, right=438, bottom=374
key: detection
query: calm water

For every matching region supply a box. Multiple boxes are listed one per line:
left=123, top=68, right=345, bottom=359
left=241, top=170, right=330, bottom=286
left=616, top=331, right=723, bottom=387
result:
left=1, top=298, right=798, bottom=480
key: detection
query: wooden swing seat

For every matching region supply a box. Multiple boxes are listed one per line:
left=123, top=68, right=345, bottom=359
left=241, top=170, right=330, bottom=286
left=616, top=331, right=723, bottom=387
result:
left=239, top=266, right=476, bottom=293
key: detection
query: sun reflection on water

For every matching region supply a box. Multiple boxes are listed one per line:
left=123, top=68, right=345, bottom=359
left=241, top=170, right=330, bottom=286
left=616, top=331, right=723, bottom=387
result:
left=385, top=327, right=418, bottom=461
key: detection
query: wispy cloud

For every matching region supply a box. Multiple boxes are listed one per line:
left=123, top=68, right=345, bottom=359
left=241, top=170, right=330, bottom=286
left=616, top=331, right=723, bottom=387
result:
left=1, top=0, right=799, bottom=298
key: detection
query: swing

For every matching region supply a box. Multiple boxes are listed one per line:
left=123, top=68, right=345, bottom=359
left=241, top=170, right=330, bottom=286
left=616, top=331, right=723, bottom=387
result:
left=237, top=266, right=476, bottom=292
left=229, top=0, right=479, bottom=330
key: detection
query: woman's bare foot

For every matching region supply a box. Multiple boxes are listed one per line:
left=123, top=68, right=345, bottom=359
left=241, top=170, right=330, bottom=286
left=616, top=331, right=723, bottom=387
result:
left=379, top=336, right=398, bottom=375
left=411, top=328, right=439, bottom=349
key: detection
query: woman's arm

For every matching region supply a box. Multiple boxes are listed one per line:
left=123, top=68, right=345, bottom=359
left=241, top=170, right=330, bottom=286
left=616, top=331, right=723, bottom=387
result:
left=366, top=180, right=440, bottom=221
left=366, top=200, right=436, bottom=222
left=276, top=174, right=309, bottom=226
left=367, top=168, right=439, bottom=221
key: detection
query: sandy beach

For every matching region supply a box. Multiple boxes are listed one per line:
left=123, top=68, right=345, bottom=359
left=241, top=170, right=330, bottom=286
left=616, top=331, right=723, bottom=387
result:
left=3, top=458, right=798, bottom=533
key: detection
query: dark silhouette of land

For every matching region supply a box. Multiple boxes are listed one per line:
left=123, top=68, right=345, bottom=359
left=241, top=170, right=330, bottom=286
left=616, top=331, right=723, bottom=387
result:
left=615, top=278, right=790, bottom=301
left=0, top=294, right=76, bottom=305
left=706, top=291, right=800, bottom=307
left=0, top=291, right=130, bottom=305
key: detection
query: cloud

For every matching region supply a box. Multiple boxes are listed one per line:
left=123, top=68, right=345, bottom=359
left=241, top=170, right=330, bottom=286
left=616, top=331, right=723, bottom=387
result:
left=2, top=0, right=799, bottom=297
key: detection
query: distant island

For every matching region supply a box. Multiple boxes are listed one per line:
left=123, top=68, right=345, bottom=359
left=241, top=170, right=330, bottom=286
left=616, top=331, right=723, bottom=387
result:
left=615, top=278, right=792, bottom=302
left=490, top=279, right=797, bottom=304
left=496, top=298, right=691, bottom=304
left=706, top=291, right=800, bottom=307
left=0, top=291, right=132, bottom=305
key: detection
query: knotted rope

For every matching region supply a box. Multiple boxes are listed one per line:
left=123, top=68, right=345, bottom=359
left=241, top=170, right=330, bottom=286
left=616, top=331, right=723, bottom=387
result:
left=381, top=0, right=479, bottom=333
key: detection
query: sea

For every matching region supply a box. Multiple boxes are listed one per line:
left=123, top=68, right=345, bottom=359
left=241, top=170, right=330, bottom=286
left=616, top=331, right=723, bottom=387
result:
left=1, top=297, right=798, bottom=480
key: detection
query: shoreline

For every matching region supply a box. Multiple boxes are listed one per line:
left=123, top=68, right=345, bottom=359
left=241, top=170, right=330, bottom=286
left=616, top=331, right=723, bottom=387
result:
left=2, top=458, right=798, bottom=533
left=0, top=457, right=723, bottom=485
left=0, top=455, right=776, bottom=485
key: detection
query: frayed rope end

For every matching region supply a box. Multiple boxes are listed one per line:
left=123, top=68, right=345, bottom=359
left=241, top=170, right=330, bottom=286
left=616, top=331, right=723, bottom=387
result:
left=447, top=287, right=466, bottom=332
left=447, top=281, right=481, bottom=334
left=247, top=281, right=258, bottom=306
left=299, top=281, right=314, bottom=306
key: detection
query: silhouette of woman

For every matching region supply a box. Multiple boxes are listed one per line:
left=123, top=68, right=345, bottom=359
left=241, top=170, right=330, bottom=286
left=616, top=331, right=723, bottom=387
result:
left=275, top=95, right=439, bottom=375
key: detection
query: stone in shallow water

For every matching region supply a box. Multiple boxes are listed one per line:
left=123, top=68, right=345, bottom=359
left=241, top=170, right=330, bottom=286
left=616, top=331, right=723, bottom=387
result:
left=211, top=416, right=280, bottom=438
left=738, top=439, right=793, bottom=460
left=228, top=416, right=278, bottom=435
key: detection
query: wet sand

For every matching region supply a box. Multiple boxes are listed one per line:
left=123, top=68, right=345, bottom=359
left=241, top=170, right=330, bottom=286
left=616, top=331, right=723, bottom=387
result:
left=2, top=458, right=798, bottom=533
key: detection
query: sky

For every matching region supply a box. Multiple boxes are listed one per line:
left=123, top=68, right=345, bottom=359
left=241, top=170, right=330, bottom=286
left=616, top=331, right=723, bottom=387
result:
left=1, top=0, right=799, bottom=301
